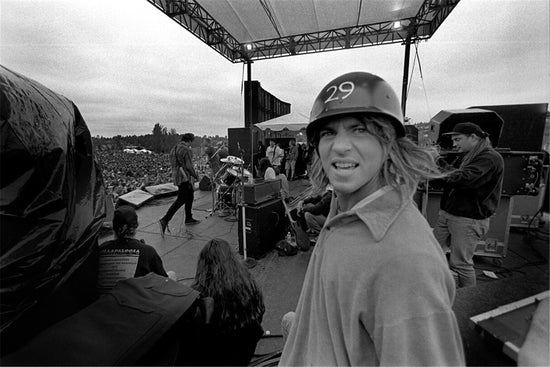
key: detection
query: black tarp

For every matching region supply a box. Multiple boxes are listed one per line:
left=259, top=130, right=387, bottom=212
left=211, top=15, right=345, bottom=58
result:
left=0, top=65, right=105, bottom=346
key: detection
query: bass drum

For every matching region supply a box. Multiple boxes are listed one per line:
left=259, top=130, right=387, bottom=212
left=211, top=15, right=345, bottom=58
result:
left=221, top=168, right=239, bottom=186
left=217, top=184, right=234, bottom=205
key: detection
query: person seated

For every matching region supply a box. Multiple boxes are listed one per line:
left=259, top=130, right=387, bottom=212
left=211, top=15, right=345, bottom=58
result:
left=185, top=238, right=265, bottom=366
left=96, top=205, right=175, bottom=294
left=299, top=187, right=332, bottom=235
left=259, top=157, right=290, bottom=201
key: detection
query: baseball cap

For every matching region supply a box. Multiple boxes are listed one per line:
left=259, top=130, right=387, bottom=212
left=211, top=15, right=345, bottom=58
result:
left=113, top=205, right=138, bottom=231
left=443, top=122, right=489, bottom=138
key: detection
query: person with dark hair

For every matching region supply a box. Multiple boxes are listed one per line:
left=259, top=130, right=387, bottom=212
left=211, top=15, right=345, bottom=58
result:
left=259, top=157, right=289, bottom=200
left=258, top=157, right=276, bottom=180
left=203, top=138, right=222, bottom=178
left=280, top=72, right=464, bottom=366
left=159, top=133, right=200, bottom=236
left=97, top=205, right=172, bottom=294
left=189, top=238, right=265, bottom=366
left=434, top=122, right=504, bottom=288
left=299, top=187, right=332, bottom=235
left=254, top=140, right=267, bottom=177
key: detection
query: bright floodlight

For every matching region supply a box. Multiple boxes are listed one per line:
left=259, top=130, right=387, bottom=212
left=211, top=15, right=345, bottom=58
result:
left=245, top=44, right=253, bottom=51
left=393, top=21, right=401, bottom=29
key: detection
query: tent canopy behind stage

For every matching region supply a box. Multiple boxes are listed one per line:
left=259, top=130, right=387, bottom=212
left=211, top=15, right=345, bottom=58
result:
left=254, top=111, right=308, bottom=132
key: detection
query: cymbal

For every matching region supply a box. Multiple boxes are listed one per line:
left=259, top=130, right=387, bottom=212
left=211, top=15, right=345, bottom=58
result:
left=220, top=155, right=244, bottom=165
left=226, top=168, right=239, bottom=177
left=231, top=166, right=252, bottom=177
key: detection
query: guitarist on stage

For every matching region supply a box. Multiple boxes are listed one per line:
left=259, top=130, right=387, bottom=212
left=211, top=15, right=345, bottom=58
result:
left=159, top=132, right=200, bottom=236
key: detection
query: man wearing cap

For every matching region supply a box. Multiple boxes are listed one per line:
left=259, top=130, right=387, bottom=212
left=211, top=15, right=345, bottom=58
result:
left=434, top=122, right=504, bottom=288
left=97, top=205, right=170, bottom=294
left=160, top=133, right=200, bottom=236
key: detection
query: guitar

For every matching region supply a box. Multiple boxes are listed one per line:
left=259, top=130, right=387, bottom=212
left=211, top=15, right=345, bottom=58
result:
left=281, top=199, right=310, bottom=251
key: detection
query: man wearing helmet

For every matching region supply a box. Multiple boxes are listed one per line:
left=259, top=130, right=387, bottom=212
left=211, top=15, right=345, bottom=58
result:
left=279, top=72, right=464, bottom=366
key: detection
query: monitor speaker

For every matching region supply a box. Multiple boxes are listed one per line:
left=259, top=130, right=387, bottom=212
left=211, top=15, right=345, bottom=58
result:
left=238, top=198, right=286, bottom=259
left=469, top=103, right=548, bottom=151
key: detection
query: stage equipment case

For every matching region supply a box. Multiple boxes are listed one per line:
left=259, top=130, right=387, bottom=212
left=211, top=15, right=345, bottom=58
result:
left=238, top=198, right=285, bottom=259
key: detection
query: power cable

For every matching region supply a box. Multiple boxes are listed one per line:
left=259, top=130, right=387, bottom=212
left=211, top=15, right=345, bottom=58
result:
left=415, top=42, right=432, bottom=118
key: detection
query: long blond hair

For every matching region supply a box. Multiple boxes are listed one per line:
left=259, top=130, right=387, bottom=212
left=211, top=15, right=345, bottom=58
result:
left=309, top=114, right=448, bottom=199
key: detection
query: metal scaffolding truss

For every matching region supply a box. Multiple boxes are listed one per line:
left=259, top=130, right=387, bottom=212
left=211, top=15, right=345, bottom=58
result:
left=146, top=0, right=460, bottom=63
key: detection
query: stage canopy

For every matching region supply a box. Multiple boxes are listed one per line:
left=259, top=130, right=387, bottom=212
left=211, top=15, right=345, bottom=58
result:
left=254, top=111, right=308, bottom=132
left=146, top=0, right=460, bottom=63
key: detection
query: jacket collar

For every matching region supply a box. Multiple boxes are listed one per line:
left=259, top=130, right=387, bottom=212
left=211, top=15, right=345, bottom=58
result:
left=327, top=187, right=408, bottom=242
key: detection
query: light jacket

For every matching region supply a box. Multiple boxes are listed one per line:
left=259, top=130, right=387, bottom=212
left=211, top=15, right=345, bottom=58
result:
left=280, top=187, right=465, bottom=366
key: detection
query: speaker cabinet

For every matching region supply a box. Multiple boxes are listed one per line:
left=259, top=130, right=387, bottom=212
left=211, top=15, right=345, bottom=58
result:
left=243, top=180, right=281, bottom=206
left=469, top=103, right=548, bottom=151
left=238, top=198, right=286, bottom=259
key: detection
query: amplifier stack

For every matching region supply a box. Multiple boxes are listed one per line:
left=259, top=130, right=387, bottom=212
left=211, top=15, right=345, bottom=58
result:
left=243, top=179, right=281, bottom=206
left=238, top=198, right=286, bottom=259
left=238, top=179, right=285, bottom=259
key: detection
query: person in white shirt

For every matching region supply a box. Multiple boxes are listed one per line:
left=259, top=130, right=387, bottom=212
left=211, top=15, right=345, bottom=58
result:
left=265, top=139, right=284, bottom=171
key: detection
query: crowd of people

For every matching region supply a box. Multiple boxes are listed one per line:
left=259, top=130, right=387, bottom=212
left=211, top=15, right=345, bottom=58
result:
left=95, top=149, right=209, bottom=201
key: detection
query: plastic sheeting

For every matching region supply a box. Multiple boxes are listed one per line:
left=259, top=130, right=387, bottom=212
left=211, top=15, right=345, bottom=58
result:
left=0, top=65, right=106, bottom=335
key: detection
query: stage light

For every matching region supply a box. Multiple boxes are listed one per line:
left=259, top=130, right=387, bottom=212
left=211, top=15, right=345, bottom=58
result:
left=245, top=43, right=253, bottom=51
left=393, top=21, right=401, bottom=29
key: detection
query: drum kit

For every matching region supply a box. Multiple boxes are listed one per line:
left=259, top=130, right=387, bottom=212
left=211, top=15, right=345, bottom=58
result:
left=208, top=156, right=252, bottom=218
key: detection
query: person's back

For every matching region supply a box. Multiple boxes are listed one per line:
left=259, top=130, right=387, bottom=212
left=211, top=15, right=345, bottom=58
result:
left=97, top=206, right=168, bottom=294
left=184, top=238, right=264, bottom=366
left=97, top=237, right=168, bottom=294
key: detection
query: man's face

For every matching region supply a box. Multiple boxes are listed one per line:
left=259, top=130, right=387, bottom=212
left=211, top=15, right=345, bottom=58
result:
left=452, top=134, right=478, bottom=153
left=270, top=141, right=275, bottom=147
left=318, top=116, right=385, bottom=206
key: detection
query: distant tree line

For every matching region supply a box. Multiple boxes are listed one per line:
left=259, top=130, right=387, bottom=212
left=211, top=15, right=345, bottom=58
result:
left=92, top=123, right=226, bottom=153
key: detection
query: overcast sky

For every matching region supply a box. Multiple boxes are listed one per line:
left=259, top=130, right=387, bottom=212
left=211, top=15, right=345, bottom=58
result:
left=1, top=0, right=549, bottom=137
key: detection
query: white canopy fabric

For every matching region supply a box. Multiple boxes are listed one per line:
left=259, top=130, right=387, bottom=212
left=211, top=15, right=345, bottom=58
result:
left=147, top=0, right=460, bottom=62
left=198, top=0, right=424, bottom=43
left=254, top=111, right=309, bottom=131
